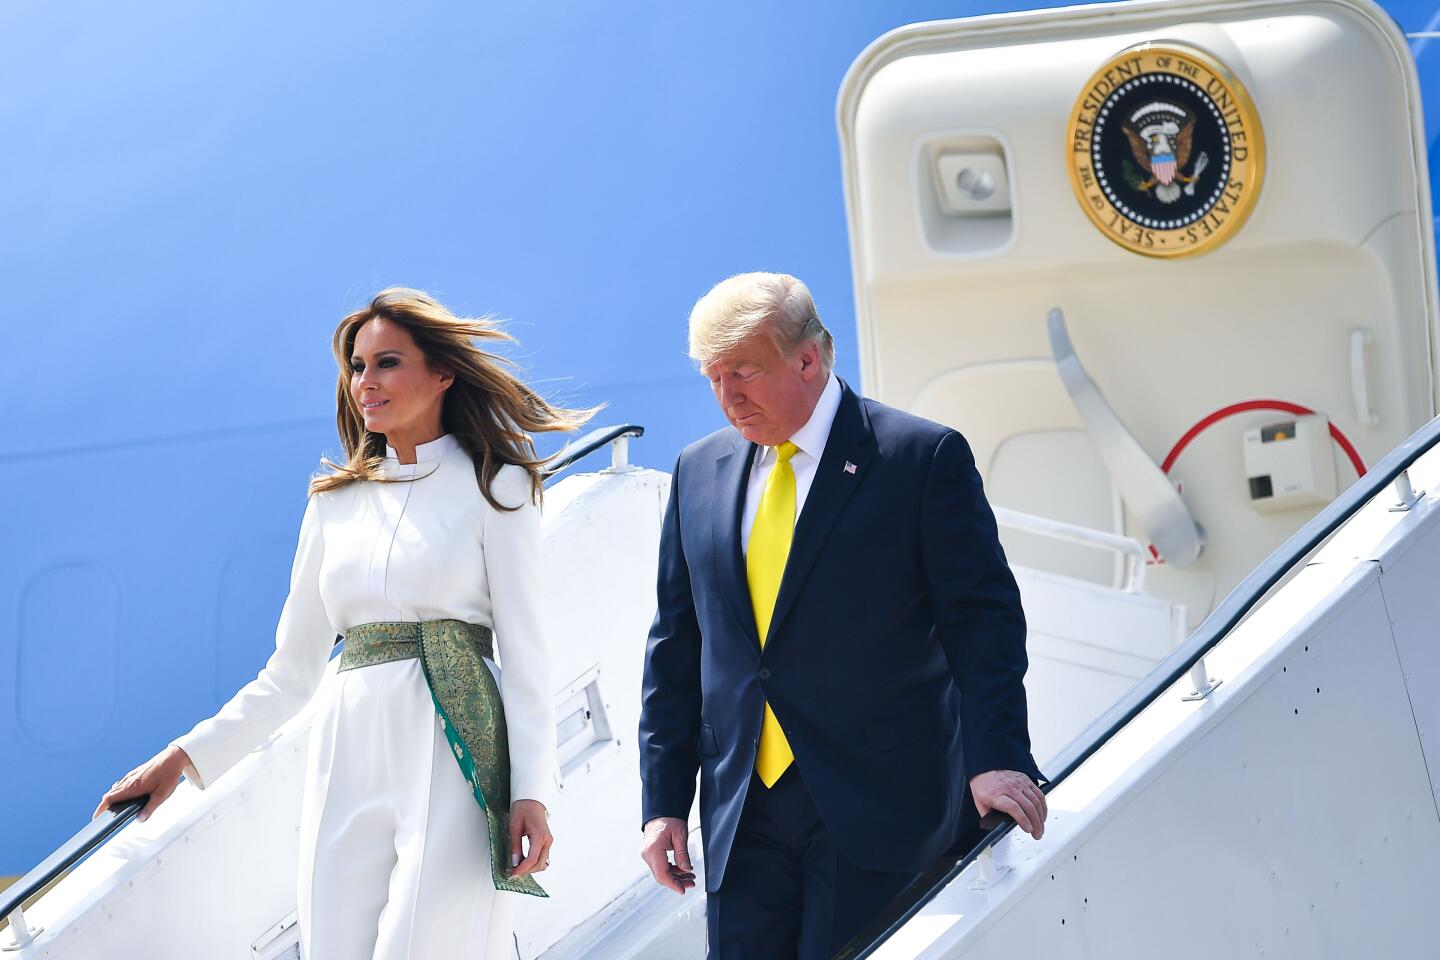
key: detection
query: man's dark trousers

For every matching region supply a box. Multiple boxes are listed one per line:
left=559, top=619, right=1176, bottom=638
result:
left=706, top=768, right=922, bottom=960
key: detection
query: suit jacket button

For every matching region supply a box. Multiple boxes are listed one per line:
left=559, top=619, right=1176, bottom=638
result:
left=758, top=667, right=772, bottom=680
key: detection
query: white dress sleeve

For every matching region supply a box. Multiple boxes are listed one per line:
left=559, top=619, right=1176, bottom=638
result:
left=484, top=465, right=558, bottom=811
left=172, top=495, right=334, bottom=789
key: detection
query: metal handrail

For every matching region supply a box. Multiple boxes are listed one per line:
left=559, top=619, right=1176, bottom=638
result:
left=849, top=414, right=1440, bottom=959
left=993, top=506, right=1149, bottom=592
left=3, top=421, right=647, bottom=944
left=542, top=423, right=644, bottom=481
left=1, top=798, right=146, bottom=940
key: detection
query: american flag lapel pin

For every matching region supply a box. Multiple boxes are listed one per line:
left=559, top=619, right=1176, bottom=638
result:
left=843, top=461, right=857, bottom=475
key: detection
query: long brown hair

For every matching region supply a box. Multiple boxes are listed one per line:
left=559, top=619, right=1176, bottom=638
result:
left=308, top=287, right=597, bottom=509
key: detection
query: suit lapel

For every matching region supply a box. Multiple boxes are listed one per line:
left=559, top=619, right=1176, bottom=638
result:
left=765, top=383, right=874, bottom=646
left=713, top=434, right=762, bottom=650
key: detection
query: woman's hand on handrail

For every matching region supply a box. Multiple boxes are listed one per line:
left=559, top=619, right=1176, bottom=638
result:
left=92, top=744, right=192, bottom=823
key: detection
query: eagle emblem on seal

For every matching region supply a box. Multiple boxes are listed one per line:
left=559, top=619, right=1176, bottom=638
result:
left=1121, top=102, right=1210, bottom=204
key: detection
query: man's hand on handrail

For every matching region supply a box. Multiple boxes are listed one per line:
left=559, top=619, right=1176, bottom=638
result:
left=92, top=744, right=192, bottom=823
left=970, top=769, right=1047, bottom=840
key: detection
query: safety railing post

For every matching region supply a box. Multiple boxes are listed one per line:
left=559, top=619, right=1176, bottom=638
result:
left=2, top=904, right=43, bottom=951
left=1181, top=656, right=1221, bottom=701
left=1389, top=469, right=1425, bottom=512
left=977, top=847, right=997, bottom=885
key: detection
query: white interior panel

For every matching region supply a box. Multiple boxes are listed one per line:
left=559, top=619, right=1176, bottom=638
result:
left=992, top=432, right=1121, bottom=585
left=1016, top=566, right=1185, bottom=766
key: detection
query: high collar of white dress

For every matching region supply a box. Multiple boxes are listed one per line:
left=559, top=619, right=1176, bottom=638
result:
left=384, top=433, right=461, bottom=465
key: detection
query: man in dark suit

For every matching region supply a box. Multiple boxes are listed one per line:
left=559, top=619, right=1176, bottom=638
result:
left=638, top=272, right=1046, bottom=959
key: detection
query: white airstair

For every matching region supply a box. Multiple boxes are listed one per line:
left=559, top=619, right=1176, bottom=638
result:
left=860, top=417, right=1440, bottom=959
left=0, top=415, right=1232, bottom=960
left=7, top=417, right=1438, bottom=959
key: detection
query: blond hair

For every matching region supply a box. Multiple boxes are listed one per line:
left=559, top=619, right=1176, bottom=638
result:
left=687, top=272, right=835, bottom=371
left=309, top=287, right=597, bottom=509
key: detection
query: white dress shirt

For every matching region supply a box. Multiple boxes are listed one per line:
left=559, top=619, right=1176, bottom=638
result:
left=741, top=373, right=843, bottom=553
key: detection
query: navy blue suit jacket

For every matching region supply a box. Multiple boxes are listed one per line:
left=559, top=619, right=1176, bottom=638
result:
left=638, top=382, right=1042, bottom=891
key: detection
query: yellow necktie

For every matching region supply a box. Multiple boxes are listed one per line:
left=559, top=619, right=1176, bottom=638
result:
left=748, top=441, right=798, bottom=787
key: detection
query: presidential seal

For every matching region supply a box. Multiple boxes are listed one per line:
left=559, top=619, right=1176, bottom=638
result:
left=1068, top=42, right=1264, bottom=258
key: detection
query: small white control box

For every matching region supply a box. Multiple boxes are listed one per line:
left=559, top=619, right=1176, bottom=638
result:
left=1243, top=414, right=1337, bottom=511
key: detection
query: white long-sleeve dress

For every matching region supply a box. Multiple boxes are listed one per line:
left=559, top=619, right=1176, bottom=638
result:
left=173, top=434, right=556, bottom=959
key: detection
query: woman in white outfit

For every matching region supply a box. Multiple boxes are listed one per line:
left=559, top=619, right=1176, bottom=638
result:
left=95, top=288, right=592, bottom=958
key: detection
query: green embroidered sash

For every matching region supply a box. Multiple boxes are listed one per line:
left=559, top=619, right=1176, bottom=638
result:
left=338, top=619, right=546, bottom=898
